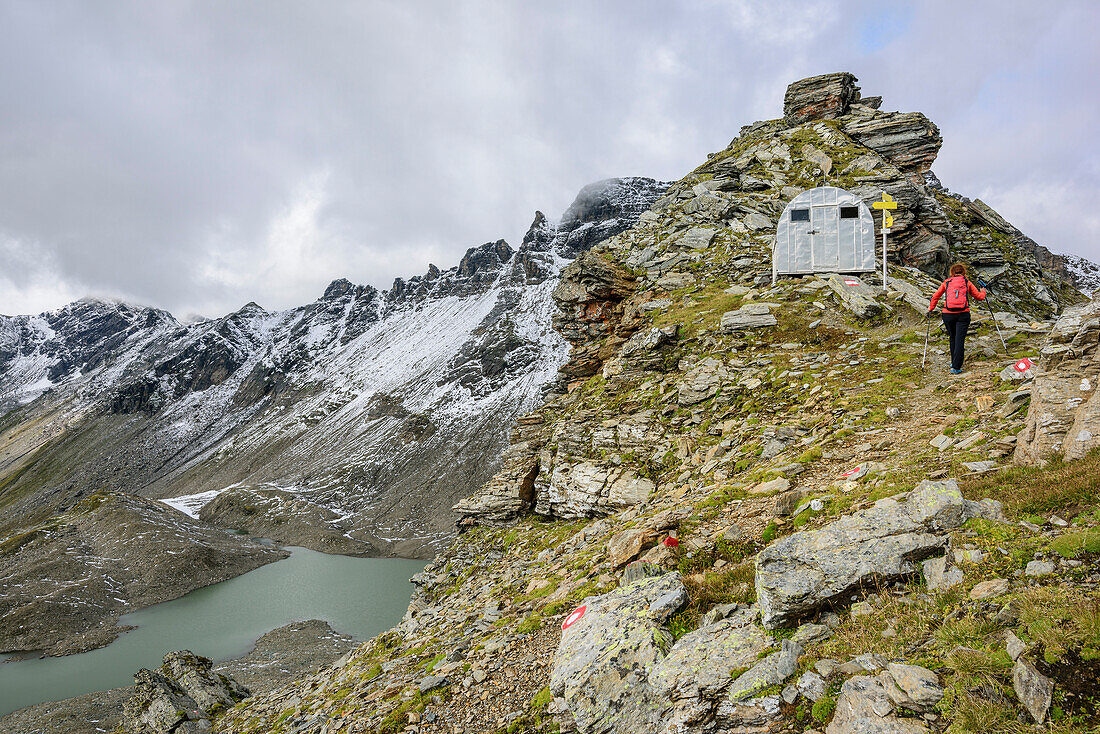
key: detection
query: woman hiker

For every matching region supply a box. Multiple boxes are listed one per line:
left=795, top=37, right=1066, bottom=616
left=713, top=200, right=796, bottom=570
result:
left=928, top=263, right=987, bottom=374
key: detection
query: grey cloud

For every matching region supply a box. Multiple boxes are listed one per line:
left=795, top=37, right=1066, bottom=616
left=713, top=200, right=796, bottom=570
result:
left=1, top=0, right=1097, bottom=317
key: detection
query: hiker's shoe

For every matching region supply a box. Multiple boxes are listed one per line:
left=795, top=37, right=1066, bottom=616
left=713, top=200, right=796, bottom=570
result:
left=951, top=368, right=962, bottom=375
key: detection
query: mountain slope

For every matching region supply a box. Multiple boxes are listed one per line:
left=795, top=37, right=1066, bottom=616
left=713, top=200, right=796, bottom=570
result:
left=213, top=73, right=1098, bottom=734
left=0, top=178, right=668, bottom=560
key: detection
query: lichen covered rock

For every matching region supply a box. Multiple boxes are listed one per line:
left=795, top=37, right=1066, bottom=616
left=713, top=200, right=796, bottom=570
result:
left=121, top=650, right=250, bottom=734
left=755, top=480, right=987, bottom=629
left=549, top=573, right=687, bottom=733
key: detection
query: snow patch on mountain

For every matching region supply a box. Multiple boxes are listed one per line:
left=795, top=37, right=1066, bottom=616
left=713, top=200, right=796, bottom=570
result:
left=1063, top=253, right=1100, bottom=296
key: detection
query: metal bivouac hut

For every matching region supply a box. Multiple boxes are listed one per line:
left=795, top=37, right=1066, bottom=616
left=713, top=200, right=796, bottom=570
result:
left=772, top=186, right=876, bottom=283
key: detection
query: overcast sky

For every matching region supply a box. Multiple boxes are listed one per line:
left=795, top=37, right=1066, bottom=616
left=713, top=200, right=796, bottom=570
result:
left=1, top=1, right=1097, bottom=318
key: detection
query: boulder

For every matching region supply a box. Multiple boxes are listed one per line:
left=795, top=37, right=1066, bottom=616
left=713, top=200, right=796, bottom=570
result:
left=821, top=274, right=887, bottom=319
left=550, top=573, right=687, bottom=733
left=121, top=651, right=249, bottom=734
left=796, top=670, right=827, bottom=701
left=881, top=663, right=943, bottom=711
left=784, top=72, right=861, bottom=124
left=826, top=675, right=930, bottom=734
left=1025, top=559, right=1055, bottom=577
left=728, top=639, right=802, bottom=701
left=676, top=226, right=717, bottom=250
left=921, top=555, right=963, bottom=591
left=649, top=611, right=770, bottom=701
left=621, top=560, right=664, bottom=587
left=721, top=303, right=778, bottom=331
left=677, top=357, right=728, bottom=405
left=1012, top=658, right=1053, bottom=723
left=1015, top=299, right=1100, bottom=464
left=756, top=480, right=982, bottom=629
left=969, top=578, right=1010, bottom=601
left=774, top=489, right=806, bottom=517
left=607, top=529, right=646, bottom=567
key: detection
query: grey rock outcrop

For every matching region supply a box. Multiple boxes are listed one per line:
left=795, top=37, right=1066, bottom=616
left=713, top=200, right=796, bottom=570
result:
left=551, top=587, right=792, bottom=734
left=1012, top=658, right=1053, bottom=723
left=545, top=461, right=655, bottom=518
left=728, top=639, right=802, bottom=701
left=1015, top=296, right=1100, bottom=464
left=821, top=274, right=888, bottom=319
left=842, top=112, right=942, bottom=179
left=720, top=303, right=778, bottom=331
left=549, top=573, right=687, bottom=733
left=881, top=663, right=943, bottom=712
left=121, top=650, right=249, bottom=734
left=648, top=611, right=771, bottom=702
left=784, top=72, right=861, bottom=124
left=677, top=357, right=729, bottom=405
left=755, top=480, right=989, bottom=629
left=826, top=675, right=930, bottom=734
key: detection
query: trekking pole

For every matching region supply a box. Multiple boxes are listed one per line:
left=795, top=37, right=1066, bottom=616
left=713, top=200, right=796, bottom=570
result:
left=978, top=280, right=1009, bottom=353
left=921, top=312, right=932, bottom=369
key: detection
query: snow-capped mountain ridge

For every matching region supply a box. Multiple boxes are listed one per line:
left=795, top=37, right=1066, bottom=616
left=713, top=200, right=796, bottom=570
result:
left=0, top=177, right=669, bottom=557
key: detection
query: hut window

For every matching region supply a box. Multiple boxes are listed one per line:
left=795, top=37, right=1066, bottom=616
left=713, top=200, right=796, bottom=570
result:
left=790, top=208, right=810, bottom=222
left=839, top=206, right=859, bottom=219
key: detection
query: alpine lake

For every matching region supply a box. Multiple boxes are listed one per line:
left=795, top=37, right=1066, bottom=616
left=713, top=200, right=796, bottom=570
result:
left=0, top=546, right=425, bottom=716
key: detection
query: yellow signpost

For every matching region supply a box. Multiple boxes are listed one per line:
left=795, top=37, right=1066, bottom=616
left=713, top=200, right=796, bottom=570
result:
left=871, top=193, right=898, bottom=290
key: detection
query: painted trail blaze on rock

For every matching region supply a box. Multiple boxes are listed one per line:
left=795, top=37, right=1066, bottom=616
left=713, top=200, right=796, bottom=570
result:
left=1015, top=358, right=1034, bottom=372
left=562, top=605, right=587, bottom=631
left=549, top=573, right=687, bottom=734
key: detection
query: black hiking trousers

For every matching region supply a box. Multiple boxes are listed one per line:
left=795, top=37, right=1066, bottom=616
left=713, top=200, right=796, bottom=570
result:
left=942, top=311, right=971, bottom=371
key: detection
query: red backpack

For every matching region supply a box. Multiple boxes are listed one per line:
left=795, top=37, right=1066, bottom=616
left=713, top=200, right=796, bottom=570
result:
left=944, top=275, right=970, bottom=311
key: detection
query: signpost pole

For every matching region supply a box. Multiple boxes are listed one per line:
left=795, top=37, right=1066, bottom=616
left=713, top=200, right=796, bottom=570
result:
left=882, top=216, right=887, bottom=291
left=872, top=192, right=897, bottom=292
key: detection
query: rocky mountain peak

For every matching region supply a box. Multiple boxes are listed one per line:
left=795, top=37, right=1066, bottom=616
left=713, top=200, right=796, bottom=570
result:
left=457, top=238, right=514, bottom=278
left=782, top=71, right=861, bottom=124
left=321, top=278, right=357, bottom=300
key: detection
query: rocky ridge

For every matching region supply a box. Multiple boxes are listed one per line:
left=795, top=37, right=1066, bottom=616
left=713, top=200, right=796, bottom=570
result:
left=0, top=176, right=667, bottom=560
left=0, top=178, right=666, bottom=657
left=208, top=74, right=1099, bottom=734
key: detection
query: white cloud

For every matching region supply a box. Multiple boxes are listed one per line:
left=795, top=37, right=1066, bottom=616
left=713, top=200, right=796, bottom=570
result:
left=0, top=234, right=82, bottom=316
left=0, top=0, right=1097, bottom=317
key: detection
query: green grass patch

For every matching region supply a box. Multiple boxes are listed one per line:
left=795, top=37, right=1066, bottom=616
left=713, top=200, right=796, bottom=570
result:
left=961, top=448, right=1100, bottom=518
left=1049, top=529, right=1100, bottom=559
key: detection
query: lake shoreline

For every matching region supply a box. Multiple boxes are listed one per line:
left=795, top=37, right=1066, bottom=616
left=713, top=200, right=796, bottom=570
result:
left=0, top=618, right=358, bottom=734
left=0, top=547, right=424, bottom=723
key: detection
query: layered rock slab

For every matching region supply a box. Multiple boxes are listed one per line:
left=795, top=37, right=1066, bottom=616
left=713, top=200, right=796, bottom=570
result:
left=549, top=573, right=687, bottom=733
left=1015, top=296, right=1100, bottom=464
left=783, top=72, right=861, bottom=124
left=121, top=650, right=250, bottom=734
left=755, top=480, right=985, bottom=629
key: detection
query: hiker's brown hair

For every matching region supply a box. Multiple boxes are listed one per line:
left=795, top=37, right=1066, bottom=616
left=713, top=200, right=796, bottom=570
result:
left=949, top=262, right=967, bottom=276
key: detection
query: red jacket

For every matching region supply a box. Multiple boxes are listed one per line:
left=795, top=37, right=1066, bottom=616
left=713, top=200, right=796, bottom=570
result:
left=929, top=277, right=986, bottom=313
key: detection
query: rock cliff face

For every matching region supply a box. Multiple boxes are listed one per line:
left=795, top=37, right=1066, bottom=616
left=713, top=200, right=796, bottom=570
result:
left=1015, top=295, right=1100, bottom=464
left=211, top=74, right=1099, bottom=734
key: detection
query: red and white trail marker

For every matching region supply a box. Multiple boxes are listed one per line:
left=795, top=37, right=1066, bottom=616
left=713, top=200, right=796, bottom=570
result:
left=840, top=465, right=862, bottom=478
left=562, top=605, right=587, bottom=631
left=844, top=278, right=860, bottom=286
left=1014, top=358, right=1034, bottom=373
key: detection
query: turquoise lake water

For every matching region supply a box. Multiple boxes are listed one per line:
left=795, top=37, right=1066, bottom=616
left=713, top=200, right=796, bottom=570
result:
left=0, top=547, right=425, bottom=716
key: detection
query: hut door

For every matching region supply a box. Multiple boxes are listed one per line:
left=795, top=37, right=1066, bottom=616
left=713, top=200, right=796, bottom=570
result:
left=811, top=205, right=838, bottom=270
